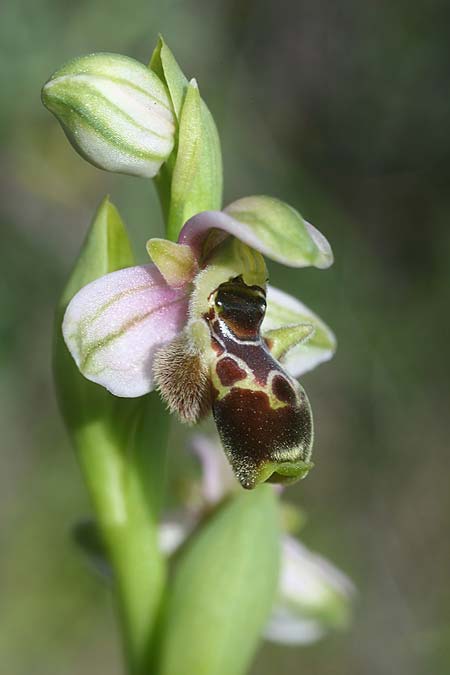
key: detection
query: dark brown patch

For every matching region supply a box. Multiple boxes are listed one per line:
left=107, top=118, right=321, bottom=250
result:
left=216, top=357, right=247, bottom=386
left=212, top=387, right=313, bottom=489
left=272, top=374, right=298, bottom=406
left=215, top=279, right=266, bottom=339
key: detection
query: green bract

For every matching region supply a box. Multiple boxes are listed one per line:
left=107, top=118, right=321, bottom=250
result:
left=168, top=79, right=223, bottom=240
left=150, top=37, right=223, bottom=240
left=158, top=487, right=280, bottom=675
left=42, top=52, right=176, bottom=177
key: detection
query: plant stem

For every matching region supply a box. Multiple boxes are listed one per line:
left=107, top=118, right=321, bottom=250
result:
left=74, top=395, right=168, bottom=675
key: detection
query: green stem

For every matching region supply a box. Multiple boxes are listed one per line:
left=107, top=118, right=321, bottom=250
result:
left=73, top=395, right=168, bottom=675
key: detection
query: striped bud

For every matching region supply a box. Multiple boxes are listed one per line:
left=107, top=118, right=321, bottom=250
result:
left=42, top=52, right=176, bottom=177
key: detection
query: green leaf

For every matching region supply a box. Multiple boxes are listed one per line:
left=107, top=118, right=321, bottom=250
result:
left=54, top=197, right=168, bottom=674
left=158, top=486, right=281, bottom=675
left=59, top=196, right=134, bottom=308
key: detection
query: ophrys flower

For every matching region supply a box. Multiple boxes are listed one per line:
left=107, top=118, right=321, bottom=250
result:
left=63, top=195, right=336, bottom=488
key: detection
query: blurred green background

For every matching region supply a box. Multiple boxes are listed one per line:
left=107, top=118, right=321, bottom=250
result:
left=1, top=1, right=450, bottom=674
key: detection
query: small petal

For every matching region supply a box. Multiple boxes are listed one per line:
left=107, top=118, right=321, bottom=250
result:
left=63, top=264, right=189, bottom=397
left=264, top=323, right=315, bottom=361
left=178, top=197, right=333, bottom=268
left=146, top=238, right=198, bottom=288
left=264, top=535, right=355, bottom=645
left=166, top=78, right=223, bottom=240
left=42, top=53, right=175, bottom=177
left=263, top=286, right=336, bottom=377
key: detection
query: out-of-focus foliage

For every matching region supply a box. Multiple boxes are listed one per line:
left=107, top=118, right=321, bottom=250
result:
left=1, top=2, right=449, bottom=675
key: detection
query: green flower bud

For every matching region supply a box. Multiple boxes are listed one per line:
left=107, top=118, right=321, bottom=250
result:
left=42, top=52, right=176, bottom=177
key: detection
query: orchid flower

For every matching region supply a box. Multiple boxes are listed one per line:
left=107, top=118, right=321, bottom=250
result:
left=159, top=435, right=355, bottom=645
left=63, top=196, right=336, bottom=489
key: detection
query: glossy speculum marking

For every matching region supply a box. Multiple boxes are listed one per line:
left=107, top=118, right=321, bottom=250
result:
left=207, top=276, right=313, bottom=489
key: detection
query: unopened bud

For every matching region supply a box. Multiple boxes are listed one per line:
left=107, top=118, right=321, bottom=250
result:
left=42, top=52, right=176, bottom=177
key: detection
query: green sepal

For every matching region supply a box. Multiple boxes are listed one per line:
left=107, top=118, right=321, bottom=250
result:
left=150, top=36, right=188, bottom=120
left=150, top=37, right=223, bottom=241
left=149, top=36, right=188, bottom=222
left=166, top=79, right=223, bottom=240
left=157, top=486, right=280, bottom=675
left=225, top=195, right=333, bottom=269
